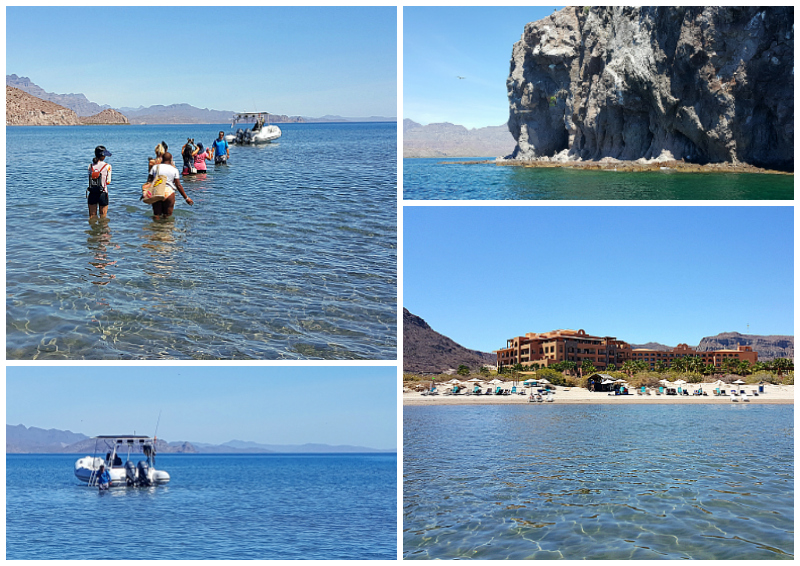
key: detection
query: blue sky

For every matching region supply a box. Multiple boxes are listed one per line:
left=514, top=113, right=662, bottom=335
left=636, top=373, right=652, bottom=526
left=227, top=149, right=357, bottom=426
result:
left=404, top=7, right=560, bottom=128
left=6, top=367, right=396, bottom=450
left=6, top=7, right=396, bottom=117
left=404, top=206, right=794, bottom=352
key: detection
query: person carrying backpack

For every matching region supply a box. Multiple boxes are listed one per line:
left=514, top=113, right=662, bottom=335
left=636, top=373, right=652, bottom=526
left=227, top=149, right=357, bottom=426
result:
left=146, top=152, right=194, bottom=218
left=88, top=145, right=112, bottom=219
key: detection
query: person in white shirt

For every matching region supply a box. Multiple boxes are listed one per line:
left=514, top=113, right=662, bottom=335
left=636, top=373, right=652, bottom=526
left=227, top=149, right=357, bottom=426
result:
left=146, top=152, right=194, bottom=218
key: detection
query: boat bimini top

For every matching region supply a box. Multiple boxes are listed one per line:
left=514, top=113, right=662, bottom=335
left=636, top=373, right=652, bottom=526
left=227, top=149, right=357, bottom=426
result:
left=75, top=435, right=170, bottom=487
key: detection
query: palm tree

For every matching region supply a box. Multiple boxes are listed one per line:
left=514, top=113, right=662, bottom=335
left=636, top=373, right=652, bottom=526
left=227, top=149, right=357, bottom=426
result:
left=654, top=360, right=667, bottom=372
left=670, top=356, right=688, bottom=373
left=581, top=359, right=597, bottom=376
left=687, top=356, right=705, bottom=374
left=736, top=360, right=752, bottom=376
left=621, top=360, right=637, bottom=378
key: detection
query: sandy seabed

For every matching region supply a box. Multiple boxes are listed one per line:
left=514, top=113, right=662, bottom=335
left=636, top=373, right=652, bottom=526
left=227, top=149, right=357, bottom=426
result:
left=403, top=383, right=794, bottom=406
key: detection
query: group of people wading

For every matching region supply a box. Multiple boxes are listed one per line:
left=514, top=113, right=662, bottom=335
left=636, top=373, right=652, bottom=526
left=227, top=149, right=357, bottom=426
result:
left=87, top=131, right=231, bottom=220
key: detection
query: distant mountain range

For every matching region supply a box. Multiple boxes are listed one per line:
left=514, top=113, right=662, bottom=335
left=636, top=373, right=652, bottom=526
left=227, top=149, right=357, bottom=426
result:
left=403, top=119, right=516, bottom=158
left=403, top=308, right=496, bottom=373
left=6, top=75, right=395, bottom=124
left=633, top=333, right=793, bottom=361
left=7, top=425, right=394, bottom=454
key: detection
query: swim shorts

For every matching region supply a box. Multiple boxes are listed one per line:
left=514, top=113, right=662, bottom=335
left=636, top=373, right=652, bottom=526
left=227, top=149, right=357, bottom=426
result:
left=214, top=156, right=227, bottom=165
left=88, top=191, right=109, bottom=206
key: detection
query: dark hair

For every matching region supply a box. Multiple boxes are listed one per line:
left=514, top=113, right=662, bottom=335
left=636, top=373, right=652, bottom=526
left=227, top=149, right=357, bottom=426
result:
left=161, top=141, right=168, bottom=151
left=92, top=157, right=98, bottom=165
left=162, top=152, right=173, bottom=164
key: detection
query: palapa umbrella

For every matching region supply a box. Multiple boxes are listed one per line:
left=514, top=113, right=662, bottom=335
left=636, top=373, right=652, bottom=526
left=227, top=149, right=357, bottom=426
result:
left=732, top=379, right=745, bottom=393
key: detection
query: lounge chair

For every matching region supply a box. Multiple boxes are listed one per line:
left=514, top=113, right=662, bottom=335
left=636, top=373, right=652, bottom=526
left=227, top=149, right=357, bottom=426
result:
left=751, top=389, right=758, bottom=396
left=519, top=388, right=527, bottom=396
left=494, top=386, right=503, bottom=395
left=483, top=387, right=491, bottom=395
left=742, top=392, right=750, bottom=402
left=646, top=388, right=652, bottom=395
left=739, top=389, right=745, bottom=396
left=714, top=388, right=720, bottom=396
left=472, top=386, right=481, bottom=395
left=730, top=392, right=739, bottom=402
left=511, top=386, right=517, bottom=395
left=657, top=387, right=663, bottom=395
left=721, top=389, right=726, bottom=395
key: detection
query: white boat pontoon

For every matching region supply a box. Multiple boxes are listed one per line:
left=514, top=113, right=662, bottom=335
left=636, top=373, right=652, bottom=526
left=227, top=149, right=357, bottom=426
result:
left=75, top=435, right=170, bottom=488
left=225, top=112, right=282, bottom=144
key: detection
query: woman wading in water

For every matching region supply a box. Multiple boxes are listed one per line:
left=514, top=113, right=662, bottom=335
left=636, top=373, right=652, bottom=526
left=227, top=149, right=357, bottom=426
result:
left=146, top=152, right=194, bottom=218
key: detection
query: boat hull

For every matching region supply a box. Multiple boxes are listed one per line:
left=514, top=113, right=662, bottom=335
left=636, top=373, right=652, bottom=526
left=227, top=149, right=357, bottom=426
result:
left=75, top=456, right=170, bottom=486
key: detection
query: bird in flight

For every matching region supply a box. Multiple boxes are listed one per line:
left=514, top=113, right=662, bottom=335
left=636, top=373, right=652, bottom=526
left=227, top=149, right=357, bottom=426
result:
left=457, top=76, right=465, bottom=80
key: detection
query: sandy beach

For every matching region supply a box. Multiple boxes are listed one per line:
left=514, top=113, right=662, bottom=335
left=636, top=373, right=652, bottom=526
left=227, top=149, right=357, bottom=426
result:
left=404, top=382, right=794, bottom=405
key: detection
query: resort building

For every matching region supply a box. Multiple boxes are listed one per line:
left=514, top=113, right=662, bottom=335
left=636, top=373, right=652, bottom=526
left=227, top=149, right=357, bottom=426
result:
left=629, top=343, right=757, bottom=368
left=496, top=329, right=632, bottom=371
left=496, top=330, right=757, bottom=370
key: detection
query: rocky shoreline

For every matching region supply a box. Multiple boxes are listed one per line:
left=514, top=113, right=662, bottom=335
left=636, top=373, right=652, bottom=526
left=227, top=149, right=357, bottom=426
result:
left=447, top=158, right=792, bottom=176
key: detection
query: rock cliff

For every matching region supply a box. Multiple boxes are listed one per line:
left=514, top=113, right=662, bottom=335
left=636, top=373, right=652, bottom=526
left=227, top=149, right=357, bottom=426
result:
left=507, top=7, right=794, bottom=170
left=80, top=108, right=129, bottom=125
left=6, top=86, right=81, bottom=125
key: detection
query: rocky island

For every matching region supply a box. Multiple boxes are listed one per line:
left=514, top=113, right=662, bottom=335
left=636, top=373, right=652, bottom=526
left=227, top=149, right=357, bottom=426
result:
left=7, top=86, right=129, bottom=126
left=505, top=6, right=793, bottom=172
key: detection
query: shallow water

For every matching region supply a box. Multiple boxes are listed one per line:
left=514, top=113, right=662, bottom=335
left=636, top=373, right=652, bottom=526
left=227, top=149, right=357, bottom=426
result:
left=403, top=404, right=793, bottom=559
left=7, top=123, right=397, bottom=359
left=7, top=453, right=396, bottom=559
left=403, top=158, right=794, bottom=200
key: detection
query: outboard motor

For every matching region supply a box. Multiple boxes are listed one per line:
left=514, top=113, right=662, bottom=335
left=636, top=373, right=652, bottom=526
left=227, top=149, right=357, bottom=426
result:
left=235, top=128, right=245, bottom=143
left=137, top=460, right=152, bottom=486
left=125, top=461, right=137, bottom=486
left=243, top=129, right=253, bottom=143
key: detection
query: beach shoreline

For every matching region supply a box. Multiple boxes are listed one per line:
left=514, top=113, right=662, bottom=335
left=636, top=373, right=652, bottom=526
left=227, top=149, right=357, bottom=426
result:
left=404, top=383, right=794, bottom=406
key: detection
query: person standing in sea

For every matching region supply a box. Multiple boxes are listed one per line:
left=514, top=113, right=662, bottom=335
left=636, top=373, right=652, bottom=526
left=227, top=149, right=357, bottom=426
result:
left=87, top=145, right=112, bottom=220
left=146, top=152, right=194, bottom=218
left=212, top=131, right=229, bottom=165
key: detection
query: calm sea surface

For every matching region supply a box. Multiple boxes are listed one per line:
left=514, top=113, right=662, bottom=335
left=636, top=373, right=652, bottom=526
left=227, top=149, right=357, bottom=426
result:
left=404, top=404, right=793, bottom=559
left=404, top=158, right=794, bottom=200
left=7, top=453, right=396, bottom=559
left=7, top=123, right=396, bottom=359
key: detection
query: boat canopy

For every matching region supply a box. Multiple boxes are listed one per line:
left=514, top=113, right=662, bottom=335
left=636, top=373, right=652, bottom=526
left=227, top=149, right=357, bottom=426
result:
left=231, top=112, right=274, bottom=127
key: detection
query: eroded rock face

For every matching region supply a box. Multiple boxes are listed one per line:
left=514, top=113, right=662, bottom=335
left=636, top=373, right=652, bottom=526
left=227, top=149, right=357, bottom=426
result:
left=507, top=7, right=794, bottom=170
left=6, top=86, right=81, bottom=125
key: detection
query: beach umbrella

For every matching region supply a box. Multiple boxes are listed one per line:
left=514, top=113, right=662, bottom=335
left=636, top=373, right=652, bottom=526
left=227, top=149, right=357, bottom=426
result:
left=538, top=378, right=550, bottom=384
left=446, top=379, right=461, bottom=384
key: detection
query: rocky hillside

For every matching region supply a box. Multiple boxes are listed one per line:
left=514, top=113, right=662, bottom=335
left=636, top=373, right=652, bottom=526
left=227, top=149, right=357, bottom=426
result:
left=507, top=7, right=794, bottom=170
left=6, top=86, right=81, bottom=125
left=80, top=108, right=129, bottom=125
left=696, top=332, right=793, bottom=361
left=7, top=74, right=110, bottom=116
left=404, top=119, right=516, bottom=158
left=404, top=308, right=496, bottom=373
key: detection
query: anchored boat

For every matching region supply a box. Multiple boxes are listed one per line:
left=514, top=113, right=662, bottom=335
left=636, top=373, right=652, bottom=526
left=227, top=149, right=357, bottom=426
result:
left=75, top=435, right=170, bottom=487
left=225, top=112, right=282, bottom=144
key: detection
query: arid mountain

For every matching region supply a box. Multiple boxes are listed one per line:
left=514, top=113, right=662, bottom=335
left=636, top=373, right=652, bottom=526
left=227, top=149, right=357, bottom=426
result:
left=633, top=333, right=793, bottom=361
left=404, top=119, right=516, bottom=158
left=696, top=332, right=793, bottom=361
left=80, top=108, right=129, bottom=125
left=404, top=308, right=496, bottom=373
left=7, top=74, right=110, bottom=116
left=6, top=86, right=81, bottom=125
left=6, top=424, right=390, bottom=454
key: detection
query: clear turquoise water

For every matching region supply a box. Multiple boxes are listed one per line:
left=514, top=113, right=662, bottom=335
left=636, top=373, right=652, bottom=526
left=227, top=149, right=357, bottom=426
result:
left=7, top=123, right=397, bottom=359
left=7, top=453, right=397, bottom=559
left=404, top=158, right=794, bottom=200
left=404, top=404, right=793, bottom=559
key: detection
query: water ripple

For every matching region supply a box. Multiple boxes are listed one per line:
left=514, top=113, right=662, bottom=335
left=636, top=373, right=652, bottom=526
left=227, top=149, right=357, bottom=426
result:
left=404, top=404, right=793, bottom=559
left=7, top=123, right=397, bottom=359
